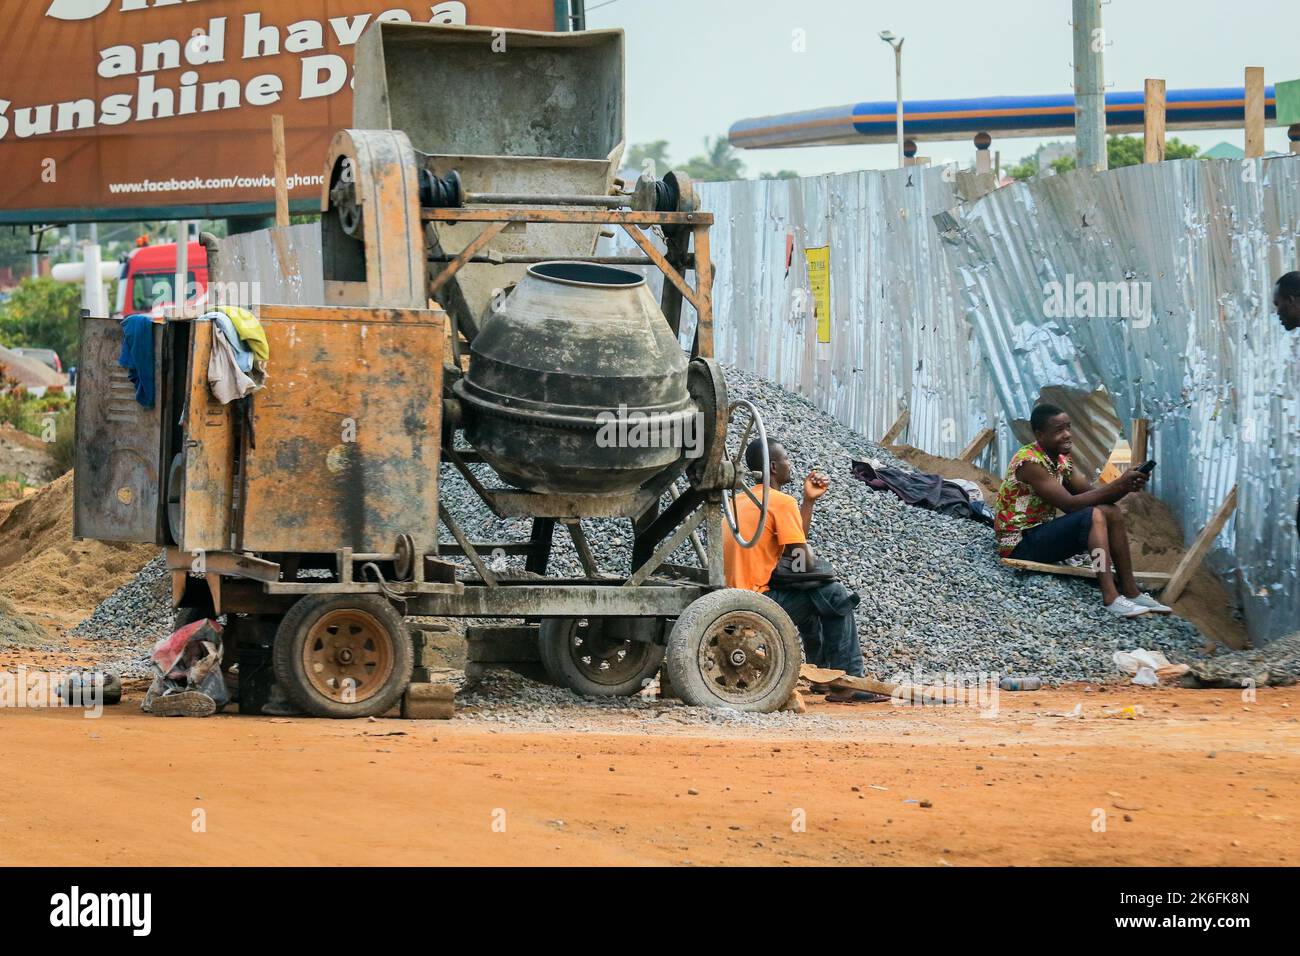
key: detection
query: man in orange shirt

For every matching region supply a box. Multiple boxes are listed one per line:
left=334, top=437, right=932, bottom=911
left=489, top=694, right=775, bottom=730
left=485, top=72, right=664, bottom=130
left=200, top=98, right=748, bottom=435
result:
left=723, top=438, right=865, bottom=682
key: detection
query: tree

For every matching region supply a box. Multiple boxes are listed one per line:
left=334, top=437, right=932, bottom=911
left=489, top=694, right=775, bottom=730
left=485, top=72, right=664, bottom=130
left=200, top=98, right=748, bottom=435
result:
left=680, top=135, right=747, bottom=182
left=0, top=276, right=84, bottom=366
left=0, top=227, right=32, bottom=279
left=1009, top=135, right=1201, bottom=181
left=626, top=140, right=672, bottom=178
left=759, top=169, right=799, bottom=180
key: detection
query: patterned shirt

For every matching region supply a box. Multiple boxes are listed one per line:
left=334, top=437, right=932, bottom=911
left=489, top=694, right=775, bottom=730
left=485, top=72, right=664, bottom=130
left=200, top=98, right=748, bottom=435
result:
left=993, top=442, right=1074, bottom=556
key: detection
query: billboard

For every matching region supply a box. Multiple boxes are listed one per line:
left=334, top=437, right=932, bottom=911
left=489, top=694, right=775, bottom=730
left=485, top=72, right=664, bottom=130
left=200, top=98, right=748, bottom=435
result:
left=0, top=0, right=564, bottom=224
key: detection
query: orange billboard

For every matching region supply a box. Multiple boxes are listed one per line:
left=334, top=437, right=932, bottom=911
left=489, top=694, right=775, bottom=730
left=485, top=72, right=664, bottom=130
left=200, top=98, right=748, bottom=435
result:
left=0, top=0, right=563, bottom=223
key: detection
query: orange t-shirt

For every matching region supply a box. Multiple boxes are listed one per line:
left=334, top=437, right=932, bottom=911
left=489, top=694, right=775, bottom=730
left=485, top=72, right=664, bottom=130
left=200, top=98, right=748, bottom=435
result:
left=722, top=487, right=807, bottom=593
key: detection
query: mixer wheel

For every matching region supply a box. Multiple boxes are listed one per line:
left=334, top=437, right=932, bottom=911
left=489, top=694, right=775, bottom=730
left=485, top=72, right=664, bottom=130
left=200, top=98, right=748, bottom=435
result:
left=538, top=617, right=665, bottom=697
left=666, top=590, right=801, bottom=713
left=273, top=595, right=412, bottom=718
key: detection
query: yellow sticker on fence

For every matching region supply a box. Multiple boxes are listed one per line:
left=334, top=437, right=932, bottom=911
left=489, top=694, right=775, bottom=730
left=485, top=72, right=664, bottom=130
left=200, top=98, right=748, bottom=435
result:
left=805, top=246, right=830, bottom=343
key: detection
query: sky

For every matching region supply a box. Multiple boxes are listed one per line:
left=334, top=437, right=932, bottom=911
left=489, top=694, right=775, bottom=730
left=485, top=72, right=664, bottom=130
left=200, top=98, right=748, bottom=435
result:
left=585, top=0, right=1297, bottom=176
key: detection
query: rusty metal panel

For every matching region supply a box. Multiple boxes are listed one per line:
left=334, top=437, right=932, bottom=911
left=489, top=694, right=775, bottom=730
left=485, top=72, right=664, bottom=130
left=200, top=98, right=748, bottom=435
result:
left=179, top=320, right=237, bottom=553
left=73, top=318, right=163, bottom=543
left=238, top=305, right=445, bottom=555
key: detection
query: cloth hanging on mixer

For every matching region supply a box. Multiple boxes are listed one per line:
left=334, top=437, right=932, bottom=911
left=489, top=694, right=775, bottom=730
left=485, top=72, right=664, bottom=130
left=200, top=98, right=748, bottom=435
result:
left=208, top=321, right=264, bottom=404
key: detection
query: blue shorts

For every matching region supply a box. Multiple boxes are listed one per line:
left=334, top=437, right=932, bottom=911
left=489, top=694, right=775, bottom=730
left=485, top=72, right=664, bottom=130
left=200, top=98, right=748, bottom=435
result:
left=1010, top=507, right=1095, bottom=564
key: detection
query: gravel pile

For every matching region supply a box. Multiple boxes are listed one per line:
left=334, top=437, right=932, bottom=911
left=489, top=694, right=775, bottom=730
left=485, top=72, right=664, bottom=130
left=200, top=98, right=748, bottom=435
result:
left=1185, top=631, right=1300, bottom=687
left=456, top=666, right=848, bottom=732
left=71, top=365, right=1210, bottom=687
left=70, top=553, right=172, bottom=678
left=438, top=366, right=1209, bottom=684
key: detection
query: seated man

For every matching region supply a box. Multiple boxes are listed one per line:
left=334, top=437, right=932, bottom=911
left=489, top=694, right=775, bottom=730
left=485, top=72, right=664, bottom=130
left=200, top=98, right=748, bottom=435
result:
left=993, top=403, right=1172, bottom=618
left=722, top=437, right=869, bottom=697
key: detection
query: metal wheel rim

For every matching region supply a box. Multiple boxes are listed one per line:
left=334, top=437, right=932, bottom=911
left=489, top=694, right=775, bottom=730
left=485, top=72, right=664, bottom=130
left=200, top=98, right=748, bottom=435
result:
left=695, top=610, right=785, bottom=704
left=302, top=609, right=395, bottom=703
left=722, top=399, right=770, bottom=548
left=566, top=620, right=653, bottom=686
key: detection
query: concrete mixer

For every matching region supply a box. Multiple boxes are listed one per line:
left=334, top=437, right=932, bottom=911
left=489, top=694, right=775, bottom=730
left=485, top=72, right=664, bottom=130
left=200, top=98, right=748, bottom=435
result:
left=74, top=22, right=803, bottom=717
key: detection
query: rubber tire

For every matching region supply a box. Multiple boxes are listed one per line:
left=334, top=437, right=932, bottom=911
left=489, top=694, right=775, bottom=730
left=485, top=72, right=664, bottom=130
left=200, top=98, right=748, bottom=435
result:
left=538, top=618, right=665, bottom=697
left=666, top=589, right=801, bottom=713
left=272, top=594, right=412, bottom=719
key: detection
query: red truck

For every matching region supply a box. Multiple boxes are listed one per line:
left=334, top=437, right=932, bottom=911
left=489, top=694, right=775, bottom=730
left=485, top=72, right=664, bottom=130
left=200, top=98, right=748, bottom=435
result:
left=113, top=241, right=209, bottom=319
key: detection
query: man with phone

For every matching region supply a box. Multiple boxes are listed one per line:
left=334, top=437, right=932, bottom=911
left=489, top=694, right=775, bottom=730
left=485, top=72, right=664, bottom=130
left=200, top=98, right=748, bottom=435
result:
left=993, top=403, right=1172, bottom=618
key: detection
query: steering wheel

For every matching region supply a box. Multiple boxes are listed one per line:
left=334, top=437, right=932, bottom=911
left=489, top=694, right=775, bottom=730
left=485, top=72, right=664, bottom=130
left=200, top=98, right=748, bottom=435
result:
left=722, top=400, right=770, bottom=549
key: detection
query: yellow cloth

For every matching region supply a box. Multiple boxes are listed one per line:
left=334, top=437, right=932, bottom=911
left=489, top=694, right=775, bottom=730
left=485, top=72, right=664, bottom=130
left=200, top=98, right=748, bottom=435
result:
left=218, top=306, right=269, bottom=361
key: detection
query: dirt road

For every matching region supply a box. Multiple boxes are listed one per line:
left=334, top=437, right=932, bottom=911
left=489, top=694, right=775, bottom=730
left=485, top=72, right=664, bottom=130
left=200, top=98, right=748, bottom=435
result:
left=1, top=681, right=1296, bottom=867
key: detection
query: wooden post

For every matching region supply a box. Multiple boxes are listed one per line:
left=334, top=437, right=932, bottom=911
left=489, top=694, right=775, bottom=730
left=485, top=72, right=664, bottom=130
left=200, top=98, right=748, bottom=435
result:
left=881, top=409, right=910, bottom=446
left=271, top=114, right=290, bottom=228
left=958, top=428, right=996, bottom=464
left=1130, top=418, right=1149, bottom=466
left=1244, top=67, right=1266, bottom=160
left=1162, top=486, right=1238, bottom=604
left=1144, top=79, right=1166, bottom=163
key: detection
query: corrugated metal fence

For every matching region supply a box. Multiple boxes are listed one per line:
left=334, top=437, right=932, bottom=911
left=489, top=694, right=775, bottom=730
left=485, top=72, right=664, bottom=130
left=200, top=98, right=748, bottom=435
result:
left=674, top=158, right=1297, bottom=644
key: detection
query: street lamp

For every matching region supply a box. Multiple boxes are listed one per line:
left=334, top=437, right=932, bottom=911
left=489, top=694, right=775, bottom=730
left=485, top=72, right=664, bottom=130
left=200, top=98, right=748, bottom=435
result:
left=879, top=30, right=905, bottom=168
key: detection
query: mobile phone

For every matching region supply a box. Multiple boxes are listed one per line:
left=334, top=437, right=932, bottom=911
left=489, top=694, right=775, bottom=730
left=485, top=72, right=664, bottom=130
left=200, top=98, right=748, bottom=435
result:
left=1137, top=460, right=1156, bottom=474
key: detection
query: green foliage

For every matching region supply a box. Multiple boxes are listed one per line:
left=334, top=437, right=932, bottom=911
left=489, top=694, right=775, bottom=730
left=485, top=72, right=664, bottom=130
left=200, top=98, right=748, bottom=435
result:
left=0, top=388, right=73, bottom=438
left=0, top=276, right=84, bottom=367
left=1007, top=155, right=1040, bottom=182
left=759, top=170, right=799, bottom=180
left=680, top=136, right=747, bottom=182
left=626, top=140, right=672, bottom=177
left=0, top=227, right=31, bottom=278
left=1009, top=135, right=1202, bottom=182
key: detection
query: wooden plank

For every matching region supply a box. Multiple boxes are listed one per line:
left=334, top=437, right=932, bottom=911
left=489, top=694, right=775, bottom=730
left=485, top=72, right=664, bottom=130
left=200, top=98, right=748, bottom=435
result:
left=1001, top=558, right=1171, bottom=590
left=1245, top=67, right=1266, bottom=159
left=693, top=223, right=714, bottom=359
left=1130, top=418, right=1149, bottom=466
left=271, top=114, right=290, bottom=228
left=1143, top=79, right=1166, bottom=163
left=958, top=427, right=996, bottom=463
left=1162, top=486, right=1238, bottom=604
left=880, top=408, right=910, bottom=445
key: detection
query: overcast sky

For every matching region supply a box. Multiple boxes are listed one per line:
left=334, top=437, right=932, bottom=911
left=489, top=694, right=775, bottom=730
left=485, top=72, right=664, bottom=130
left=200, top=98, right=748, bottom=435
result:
left=586, top=0, right=1296, bottom=176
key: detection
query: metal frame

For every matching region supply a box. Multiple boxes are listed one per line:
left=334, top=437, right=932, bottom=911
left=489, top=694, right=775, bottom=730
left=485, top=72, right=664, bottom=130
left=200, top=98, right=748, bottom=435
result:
left=183, top=197, right=728, bottom=625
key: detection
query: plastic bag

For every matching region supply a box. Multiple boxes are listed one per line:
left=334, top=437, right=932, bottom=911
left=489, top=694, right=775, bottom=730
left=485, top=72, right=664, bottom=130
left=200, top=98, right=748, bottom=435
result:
left=142, top=618, right=230, bottom=712
left=1113, top=648, right=1189, bottom=685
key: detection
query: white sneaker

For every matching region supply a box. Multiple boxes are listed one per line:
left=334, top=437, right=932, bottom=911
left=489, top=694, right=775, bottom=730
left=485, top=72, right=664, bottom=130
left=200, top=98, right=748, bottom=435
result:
left=1105, top=596, right=1151, bottom=618
left=1131, top=592, right=1173, bottom=614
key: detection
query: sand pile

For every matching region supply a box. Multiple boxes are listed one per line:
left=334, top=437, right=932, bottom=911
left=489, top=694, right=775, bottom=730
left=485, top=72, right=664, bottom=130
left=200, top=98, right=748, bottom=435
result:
left=0, top=471, right=159, bottom=629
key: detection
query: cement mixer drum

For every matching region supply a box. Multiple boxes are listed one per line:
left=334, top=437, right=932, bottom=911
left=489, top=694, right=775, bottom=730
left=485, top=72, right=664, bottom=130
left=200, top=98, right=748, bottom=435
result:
left=455, top=262, right=695, bottom=495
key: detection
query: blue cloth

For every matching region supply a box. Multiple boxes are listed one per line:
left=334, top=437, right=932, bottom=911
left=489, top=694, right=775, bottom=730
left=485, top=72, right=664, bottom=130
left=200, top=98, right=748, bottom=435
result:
left=208, top=312, right=254, bottom=373
left=1009, top=506, right=1095, bottom=564
left=117, top=313, right=156, bottom=408
left=768, top=581, right=864, bottom=677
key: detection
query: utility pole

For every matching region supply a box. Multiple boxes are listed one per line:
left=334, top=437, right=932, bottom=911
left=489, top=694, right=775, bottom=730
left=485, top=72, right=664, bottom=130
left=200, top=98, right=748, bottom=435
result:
left=1072, top=0, right=1107, bottom=171
left=880, top=31, right=905, bottom=168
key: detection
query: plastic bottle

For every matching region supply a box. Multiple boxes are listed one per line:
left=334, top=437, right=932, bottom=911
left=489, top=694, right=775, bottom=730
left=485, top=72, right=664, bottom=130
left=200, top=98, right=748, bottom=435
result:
left=999, top=676, right=1043, bottom=692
